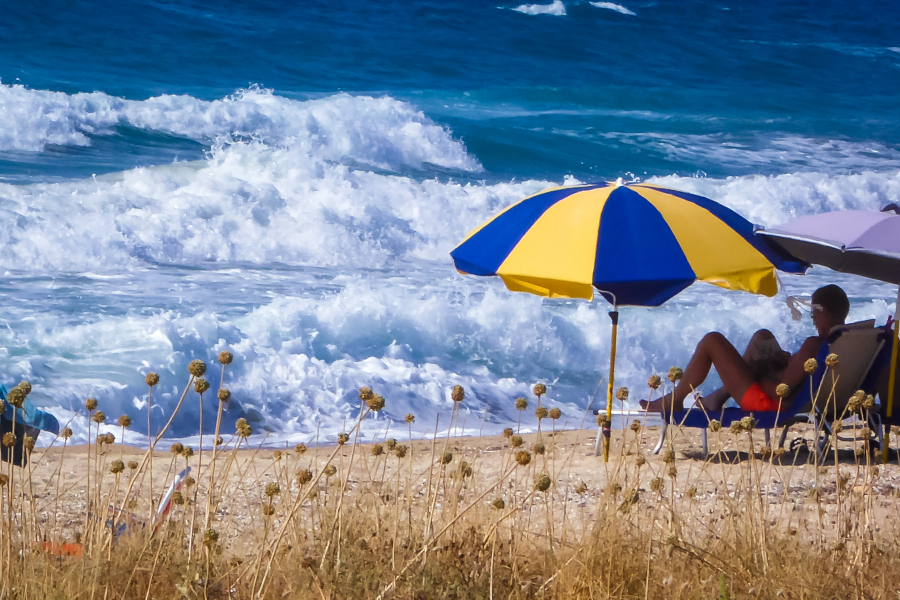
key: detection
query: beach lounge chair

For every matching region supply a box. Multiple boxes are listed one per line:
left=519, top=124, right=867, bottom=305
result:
left=650, top=320, right=888, bottom=459
left=0, top=384, right=61, bottom=467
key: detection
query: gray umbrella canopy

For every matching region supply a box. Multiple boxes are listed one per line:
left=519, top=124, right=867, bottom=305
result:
left=757, top=208, right=900, bottom=285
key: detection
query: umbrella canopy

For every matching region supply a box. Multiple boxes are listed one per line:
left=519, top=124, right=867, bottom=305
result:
left=451, top=181, right=806, bottom=461
left=451, top=181, right=805, bottom=306
left=757, top=209, right=900, bottom=285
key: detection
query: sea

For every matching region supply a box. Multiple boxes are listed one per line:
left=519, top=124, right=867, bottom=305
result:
left=1, top=0, right=898, bottom=447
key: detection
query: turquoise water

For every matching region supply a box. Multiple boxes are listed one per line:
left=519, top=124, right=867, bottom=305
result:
left=1, top=0, right=898, bottom=444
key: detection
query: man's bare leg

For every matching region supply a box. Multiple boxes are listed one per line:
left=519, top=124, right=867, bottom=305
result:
left=639, top=332, right=758, bottom=412
left=697, top=329, right=783, bottom=411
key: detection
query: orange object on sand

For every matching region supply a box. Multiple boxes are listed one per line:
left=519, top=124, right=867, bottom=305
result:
left=40, top=542, right=83, bottom=556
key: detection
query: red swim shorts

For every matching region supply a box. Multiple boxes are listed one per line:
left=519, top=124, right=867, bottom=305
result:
left=740, top=383, right=783, bottom=412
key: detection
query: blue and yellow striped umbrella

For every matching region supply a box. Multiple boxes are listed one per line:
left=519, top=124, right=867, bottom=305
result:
left=451, top=181, right=806, bottom=461
left=451, top=181, right=805, bottom=306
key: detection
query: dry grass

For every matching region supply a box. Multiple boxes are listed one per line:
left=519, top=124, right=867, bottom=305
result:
left=1, top=363, right=900, bottom=599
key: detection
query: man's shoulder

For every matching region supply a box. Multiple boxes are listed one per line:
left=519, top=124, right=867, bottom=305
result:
left=792, top=336, right=824, bottom=358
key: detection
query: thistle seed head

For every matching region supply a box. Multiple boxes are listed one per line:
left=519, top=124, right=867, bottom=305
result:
left=262, top=505, right=276, bottom=517
left=323, top=465, right=337, bottom=477
left=296, top=469, right=313, bottom=485
left=667, top=367, right=683, bottom=383
left=118, top=415, right=132, bottom=428
left=371, top=444, right=384, bottom=457
left=863, top=394, right=875, bottom=410
left=515, top=398, right=528, bottom=411
left=215, top=437, right=224, bottom=446
left=359, top=386, right=374, bottom=402
left=273, top=450, right=283, bottom=461
left=181, top=446, right=194, bottom=459
left=16, top=381, right=31, bottom=396
left=502, top=428, right=514, bottom=438
left=533, top=442, right=545, bottom=455
left=172, top=491, right=184, bottom=506
left=218, top=351, right=233, bottom=365
left=110, top=459, right=125, bottom=475
left=236, top=418, right=248, bottom=432
left=194, top=378, right=210, bottom=395
left=203, top=529, right=218, bottom=547
left=776, top=383, right=790, bottom=398
left=804, top=358, right=818, bottom=374
left=616, top=387, right=629, bottom=401
left=104, top=432, right=116, bottom=445
left=535, top=406, right=548, bottom=420
left=510, top=435, right=524, bottom=448
left=491, top=498, right=505, bottom=510
left=440, top=451, right=453, bottom=465
left=629, top=420, right=641, bottom=432
left=833, top=422, right=844, bottom=433
left=92, top=411, right=106, bottom=424
left=395, top=444, right=408, bottom=459
left=188, top=360, right=207, bottom=377
left=534, top=473, right=551, bottom=492
left=6, top=388, right=25, bottom=408
left=404, top=413, right=415, bottom=424
left=686, top=487, right=697, bottom=499
left=170, top=442, right=184, bottom=455
left=663, top=449, right=675, bottom=464
left=596, top=413, right=610, bottom=427
left=128, top=460, right=139, bottom=471
left=0, top=474, right=7, bottom=486
left=458, top=461, right=473, bottom=478
left=549, top=407, right=562, bottom=420
left=386, top=438, right=397, bottom=451
left=730, top=421, right=742, bottom=435
left=668, top=465, right=678, bottom=479
left=85, top=398, right=98, bottom=411
left=367, top=394, right=385, bottom=412
left=451, top=385, right=465, bottom=402
left=650, top=477, right=663, bottom=492
left=61, top=427, right=73, bottom=440
left=145, top=373, right=160, bottom=387
left=515, top=450, right=531, bottom=467
left=238, top=424, right=253, bottom=438
left=337, top=433, right=350, bottom=446
left=218, top=388, right=231, bottom=403
left=648, top=374, right=662, bottom=390
left=294, top=443, right=307, bottom=455
left=265, top=482, right=281, bottom=498
left=635, top=455, right=646, bottom=467
left=825, top=353, right=839, bottom=368
left=23, top=436, right=35, bottom=452
left=574, top=481, right=588, bottom=495
left=533, top=383, right=547, bottom=397
left=709, top=419, right=721, bottom=433
left=740, top=416, right=756, bottom=432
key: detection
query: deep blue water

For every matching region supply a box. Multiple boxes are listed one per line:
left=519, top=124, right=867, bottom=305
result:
left=0, top=0, right=898, bottom=443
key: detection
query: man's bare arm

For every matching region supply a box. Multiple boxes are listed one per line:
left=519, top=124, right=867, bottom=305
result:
left=776, top=337, right=824, bottom=392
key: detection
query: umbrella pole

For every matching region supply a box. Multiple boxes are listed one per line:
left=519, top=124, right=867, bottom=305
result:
left=882, top=287, right=900, bottom=464
left=603, top=310, right=619, bottom=462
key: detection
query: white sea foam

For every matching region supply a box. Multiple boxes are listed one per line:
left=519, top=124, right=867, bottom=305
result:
left=599, top=131, right=900, bottom=173
left=0, top=84, right=480, bottom=172
left=512, top=0, right=566, bottom=16
left=4, top=84, right=900, bottom=445
left=590, top=2, right=636, bottom=16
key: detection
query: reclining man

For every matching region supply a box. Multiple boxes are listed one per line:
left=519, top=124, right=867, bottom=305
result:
left=640, top=285, right=849, bottom=413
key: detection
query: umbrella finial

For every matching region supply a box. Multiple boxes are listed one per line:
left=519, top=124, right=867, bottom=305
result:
left=615, top=177, right=624, bottom=187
